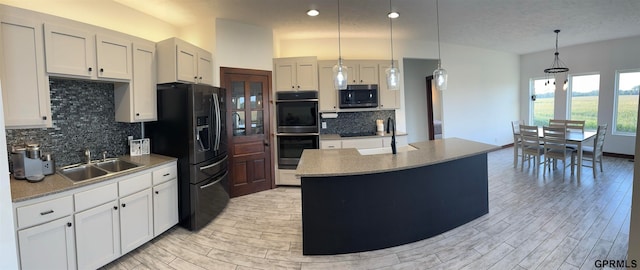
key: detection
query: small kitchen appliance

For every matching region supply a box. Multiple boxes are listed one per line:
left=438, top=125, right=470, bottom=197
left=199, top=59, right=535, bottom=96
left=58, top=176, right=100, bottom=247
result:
left=11, top=143, right=55, bottom=182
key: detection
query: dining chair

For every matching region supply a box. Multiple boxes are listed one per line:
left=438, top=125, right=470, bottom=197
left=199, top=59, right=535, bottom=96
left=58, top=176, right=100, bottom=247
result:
left=549, top=119, right=567, bottom=128
left=565, top=120, right=586, bottom=133
left=572, top=123, right=608, bottom=177
left=519, top=124, right=544, bottom=174
left=542, top=126, right=575, bottom=176
left=511, top=120, right=524, bottom=168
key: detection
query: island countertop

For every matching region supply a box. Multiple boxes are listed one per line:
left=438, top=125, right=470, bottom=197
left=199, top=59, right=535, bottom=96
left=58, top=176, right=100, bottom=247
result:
left=296, top=137, right=498, bottom=177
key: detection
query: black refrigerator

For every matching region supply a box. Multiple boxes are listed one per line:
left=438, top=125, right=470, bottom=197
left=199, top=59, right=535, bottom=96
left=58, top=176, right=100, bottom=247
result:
left=146, top=83, right=229, bottom=231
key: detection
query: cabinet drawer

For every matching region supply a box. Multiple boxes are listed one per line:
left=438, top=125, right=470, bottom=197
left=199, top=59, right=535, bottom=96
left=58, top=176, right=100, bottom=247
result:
left=277, top=169, right=300, bottom=186
left=16, top=196, right=73, bottom=229
left=153, top=165, right=177, bottom=185
left=320, top=140, right=342, bottom=149
left=119, top=173, right=152, bottom=197
left=75, top=183, right=118, bottom=212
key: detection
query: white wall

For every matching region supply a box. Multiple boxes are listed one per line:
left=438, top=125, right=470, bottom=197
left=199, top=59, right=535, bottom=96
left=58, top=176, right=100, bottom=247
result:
left=278, top=38, right=520, bottom=146
left=214, top=19, right=274, bottom=86
left=403, top=58, right=438, bottom=143
left=0, top=81, right=18, bottom=270
left=520, top=36, right=640, bottom=155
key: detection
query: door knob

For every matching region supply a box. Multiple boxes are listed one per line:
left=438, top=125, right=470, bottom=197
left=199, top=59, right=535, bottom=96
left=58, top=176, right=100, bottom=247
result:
left=264, top=140, right=269, bottom=147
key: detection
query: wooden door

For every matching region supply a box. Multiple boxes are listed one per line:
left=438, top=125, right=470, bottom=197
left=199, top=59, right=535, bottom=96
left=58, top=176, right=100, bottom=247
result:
left=221, top=67, right=273, bottom=197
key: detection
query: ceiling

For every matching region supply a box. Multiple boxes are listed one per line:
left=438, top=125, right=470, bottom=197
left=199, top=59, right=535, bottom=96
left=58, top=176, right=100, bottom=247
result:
left=114, top=0, right=640, bottom=55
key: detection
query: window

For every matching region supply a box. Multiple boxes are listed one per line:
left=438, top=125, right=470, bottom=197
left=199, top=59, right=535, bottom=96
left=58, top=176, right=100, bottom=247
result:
left=614, top=70, right=640, bottom=134
left=568, top=74, right=600, bottom=130
left=530, top=78, right=555, bottom=126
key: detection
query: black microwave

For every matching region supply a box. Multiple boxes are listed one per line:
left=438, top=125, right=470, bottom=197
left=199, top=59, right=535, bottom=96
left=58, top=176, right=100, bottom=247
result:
left=339, top=84, right=378, bottom=109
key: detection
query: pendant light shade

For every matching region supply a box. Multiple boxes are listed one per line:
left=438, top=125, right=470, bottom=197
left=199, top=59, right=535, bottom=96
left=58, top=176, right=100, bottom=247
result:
left=333, top=0, right=348, bottom=90
left=385, top=0, right=400, bottom=91
left=433, top=0, right=447, bottom=91
left=333, top=59, right=348, bottom=90
left=433, top=66, right=447, bottom=91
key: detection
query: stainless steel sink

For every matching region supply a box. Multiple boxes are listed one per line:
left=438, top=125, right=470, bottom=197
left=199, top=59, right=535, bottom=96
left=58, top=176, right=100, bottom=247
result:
left=59, top=164, right=109, bottom=182
left=57, top=158, right=142, bottom=183
left=94, top=159, right=140, bottom=172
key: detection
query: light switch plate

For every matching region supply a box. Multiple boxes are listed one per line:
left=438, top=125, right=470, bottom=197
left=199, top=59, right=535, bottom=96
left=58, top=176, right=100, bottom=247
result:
left=322, top=122, right=327, bottom=129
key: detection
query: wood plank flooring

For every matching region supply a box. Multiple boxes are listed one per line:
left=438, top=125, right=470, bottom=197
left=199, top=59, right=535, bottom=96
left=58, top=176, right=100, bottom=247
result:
left=101, top=147, right=634, bottom=270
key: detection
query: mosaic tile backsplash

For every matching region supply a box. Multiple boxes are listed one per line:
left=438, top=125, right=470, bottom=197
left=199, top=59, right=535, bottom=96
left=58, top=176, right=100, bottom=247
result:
left=320, top=110, right=396, bottom=134
left=6, top=78, right=141, bottom=168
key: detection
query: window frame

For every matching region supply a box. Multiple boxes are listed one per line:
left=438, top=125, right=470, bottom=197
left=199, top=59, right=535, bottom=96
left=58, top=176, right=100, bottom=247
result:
left=529, top=76, right=555, bottom=126
left=566, top=72, right=601, bottom=131
left=613, top=68, right=640, bottom=136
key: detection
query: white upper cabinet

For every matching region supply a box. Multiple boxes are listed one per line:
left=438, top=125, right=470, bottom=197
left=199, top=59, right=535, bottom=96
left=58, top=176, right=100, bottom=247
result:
left=0, top=15, right=52, bottom=128
left=95, top=34, right=132, bottom=80
left=274, top=56, right=318, bottom=91
left=157, top=37, right=214, bottom=85
left=44, top=23, right=132, bottom=81
left=318, top=60, right=338, bottom=111
left=344, top=60, right=379, bottom=85
left=44, top=23, right=94, bottom=78
left=114, top=42, right=157, bottom=123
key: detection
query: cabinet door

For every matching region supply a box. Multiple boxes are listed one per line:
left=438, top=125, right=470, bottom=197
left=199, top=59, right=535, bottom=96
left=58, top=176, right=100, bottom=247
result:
left=44, top=23, right=94, bottom=77
left=18, top=216, right=76, bottom=270
left=153, top=179, right=178, bottom=236
left=318, top=62, right=338, bottom=111
left=358, top=62, right=379, bottom=84
left=378, top=62, right=400, bottom=109
left=75, top=201, right=120, bottom=270
left=176, top=43, right=197, bottom=83
left=197, top=49, right=213, bottom=85
left=344, top=61, right=358, bottom=84
left=132, top=43, right=156, bottom=121
left=275, top=60, right=296, bottom=91
left=0, top=16, right=51, bottom=128
left=296, top=60, right=318, bottom=90
left=120, top=189, right=153, bottom=254
left=96, top=35, right=131, bottom=80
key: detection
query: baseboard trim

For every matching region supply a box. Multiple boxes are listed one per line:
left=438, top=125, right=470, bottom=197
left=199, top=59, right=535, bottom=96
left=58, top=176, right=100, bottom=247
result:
left=603, top=152, right=634, bottom=160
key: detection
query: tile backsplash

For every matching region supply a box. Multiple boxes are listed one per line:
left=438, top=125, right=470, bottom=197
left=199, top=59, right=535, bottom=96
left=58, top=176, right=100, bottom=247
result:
left=320, top=110, right=396, bottom=134
left=5, top=78, right=141, bottom=168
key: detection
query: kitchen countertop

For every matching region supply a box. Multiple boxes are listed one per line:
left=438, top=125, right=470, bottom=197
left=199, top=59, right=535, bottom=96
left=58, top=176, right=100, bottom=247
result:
left=10, top=154, right=177, bottom=202
left=296, top=137, right=498, bottom=177
left=320, top=132, right=407, bottom=140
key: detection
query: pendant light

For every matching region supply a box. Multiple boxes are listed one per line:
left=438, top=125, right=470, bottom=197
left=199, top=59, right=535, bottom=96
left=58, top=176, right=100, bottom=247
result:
left=433, top=0, right=447, bottom=91
left=333, top=0, right=348, bottom=90
left=544, top=29, right=569, bottom=90
left=385, top=0, right=400, bottom=91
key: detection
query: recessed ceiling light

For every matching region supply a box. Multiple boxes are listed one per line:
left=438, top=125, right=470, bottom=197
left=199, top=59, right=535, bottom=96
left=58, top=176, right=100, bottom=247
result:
left=307, top=9, right=320, bottom=16
left=388, top=11, right=399, bottom=19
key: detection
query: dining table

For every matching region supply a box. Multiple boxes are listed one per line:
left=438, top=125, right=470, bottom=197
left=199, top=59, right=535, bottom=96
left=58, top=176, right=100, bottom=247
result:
left=516, top=127, right=596, bottom=181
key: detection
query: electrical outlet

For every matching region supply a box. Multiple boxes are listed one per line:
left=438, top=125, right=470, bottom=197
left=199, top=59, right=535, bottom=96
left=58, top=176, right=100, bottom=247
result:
left=322, top=122, right=327, bottom=129
left=128, top=136, right=133, bottom=145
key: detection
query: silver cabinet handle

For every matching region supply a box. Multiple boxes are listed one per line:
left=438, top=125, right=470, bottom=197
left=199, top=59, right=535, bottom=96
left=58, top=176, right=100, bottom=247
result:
left=200, top=171, right=229, bottom=189
left=199, top=156, right=228, bottom=171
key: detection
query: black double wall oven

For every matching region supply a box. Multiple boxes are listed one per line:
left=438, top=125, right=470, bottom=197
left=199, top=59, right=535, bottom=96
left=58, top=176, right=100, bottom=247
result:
left=275, top=91, right=319, bottom=169
left=146, top=83, right=229, bottom=231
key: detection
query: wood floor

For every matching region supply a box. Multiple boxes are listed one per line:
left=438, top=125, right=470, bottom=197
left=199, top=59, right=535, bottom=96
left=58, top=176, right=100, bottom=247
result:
left=101, top=147, right=634, bottom=270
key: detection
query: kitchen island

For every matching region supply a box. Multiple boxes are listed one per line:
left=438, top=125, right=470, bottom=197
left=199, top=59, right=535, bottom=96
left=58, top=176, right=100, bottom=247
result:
left=296, top=138, right=498, bottom=255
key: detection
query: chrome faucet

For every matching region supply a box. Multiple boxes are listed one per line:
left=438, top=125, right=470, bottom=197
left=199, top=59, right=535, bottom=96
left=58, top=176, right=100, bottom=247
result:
left=102, top=151, right=107, bottom=162
left=84, top=149, right=91, bottom=164
left=386, top=117, right=397, bottom=155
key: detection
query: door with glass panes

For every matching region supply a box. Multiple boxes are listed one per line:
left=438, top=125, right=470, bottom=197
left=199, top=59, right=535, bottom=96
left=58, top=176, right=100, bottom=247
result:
left=221, top=68, right=272, bottom=197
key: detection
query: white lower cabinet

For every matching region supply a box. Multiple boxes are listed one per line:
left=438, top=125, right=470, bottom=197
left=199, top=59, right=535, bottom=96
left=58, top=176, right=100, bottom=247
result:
left=153, top=178, right=178, bottom=236
left=18, top=215, right=76, bottom=270
left=120, top=188, right=153, bottom=254
left=14, top=161, right=178, bottom=270
left=75, top=200, right=120, bottom=270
